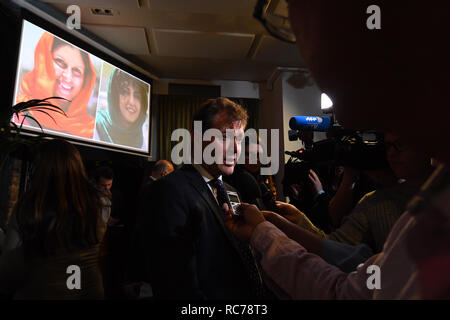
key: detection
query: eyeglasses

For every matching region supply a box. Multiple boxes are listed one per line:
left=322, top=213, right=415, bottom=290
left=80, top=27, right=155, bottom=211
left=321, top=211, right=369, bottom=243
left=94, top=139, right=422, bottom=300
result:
left=253, top=0, right=296, bottom=43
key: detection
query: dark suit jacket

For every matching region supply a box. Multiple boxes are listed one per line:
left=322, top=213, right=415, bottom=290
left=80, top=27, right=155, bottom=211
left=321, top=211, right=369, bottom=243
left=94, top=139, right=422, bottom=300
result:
left=126, top=178, right=157, bottom=283
left=137, top=165, right=255, bottom=299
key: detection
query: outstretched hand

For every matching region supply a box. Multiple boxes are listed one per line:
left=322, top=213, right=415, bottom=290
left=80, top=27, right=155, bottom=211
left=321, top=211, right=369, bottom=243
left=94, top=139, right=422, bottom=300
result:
left=275, top=201, right=303, bottom=225
left=223, top=203, right=265, bottom=242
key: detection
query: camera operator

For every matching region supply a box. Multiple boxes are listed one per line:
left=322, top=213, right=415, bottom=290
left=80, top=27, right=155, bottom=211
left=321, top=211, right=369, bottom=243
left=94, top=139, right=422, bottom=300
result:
left=284, top=127, right=382, bottom=233
left=283, top=165, right=334, bottom=233
left=267, top=133, right=433, bottom=253
left=329, top=166, right=368, bottom=228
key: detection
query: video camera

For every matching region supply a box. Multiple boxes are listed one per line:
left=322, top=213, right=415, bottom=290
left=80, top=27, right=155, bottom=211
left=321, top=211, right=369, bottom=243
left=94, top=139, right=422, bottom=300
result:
left=286, top=116, right=389, bottom=170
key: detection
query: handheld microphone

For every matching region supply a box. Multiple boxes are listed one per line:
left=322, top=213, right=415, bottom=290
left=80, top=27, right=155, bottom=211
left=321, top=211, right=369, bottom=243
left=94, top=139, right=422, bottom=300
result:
left=289, top=116, right=331, bottom=132
left=226, top=190, right=241, bottom=216
left=230, top=169, right=270, bottom=212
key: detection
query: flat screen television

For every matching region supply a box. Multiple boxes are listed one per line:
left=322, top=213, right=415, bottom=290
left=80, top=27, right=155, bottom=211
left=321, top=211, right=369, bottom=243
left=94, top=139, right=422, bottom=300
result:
left=12, top=18, right=152, bottom=156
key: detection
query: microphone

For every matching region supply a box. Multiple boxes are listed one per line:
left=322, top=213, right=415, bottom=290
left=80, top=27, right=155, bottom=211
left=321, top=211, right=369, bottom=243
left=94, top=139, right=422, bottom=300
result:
left=230, top=168, right=273, bottom=211
left=233, top=170, right=262, bottom=202
left=230, top=168, right=279, bottom=212
left=289, top=116, right=331, bottom=132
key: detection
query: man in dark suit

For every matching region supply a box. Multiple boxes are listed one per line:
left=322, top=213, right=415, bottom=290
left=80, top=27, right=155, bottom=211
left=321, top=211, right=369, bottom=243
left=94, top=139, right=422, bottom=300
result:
left=141, top=160, right=175, bottom=192
left=138, top=98, right=264, bottom=299
left=124, top=160, right=175, bottom=299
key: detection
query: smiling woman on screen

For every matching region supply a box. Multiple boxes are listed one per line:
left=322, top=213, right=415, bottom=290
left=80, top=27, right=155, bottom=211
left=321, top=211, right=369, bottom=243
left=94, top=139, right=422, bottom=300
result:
left=15, top=32, right=97, bottom=138
left=94, top=69, right=148, bottom=150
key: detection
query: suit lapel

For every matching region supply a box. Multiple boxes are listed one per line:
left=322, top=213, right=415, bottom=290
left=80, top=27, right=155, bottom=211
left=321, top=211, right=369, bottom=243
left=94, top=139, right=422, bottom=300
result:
left=181, top=165, right=245, bottom=260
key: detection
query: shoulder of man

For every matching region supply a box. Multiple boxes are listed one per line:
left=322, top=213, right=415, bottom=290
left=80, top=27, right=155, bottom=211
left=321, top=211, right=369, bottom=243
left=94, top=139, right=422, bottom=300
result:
left=148, top=164, right=200, bottom=193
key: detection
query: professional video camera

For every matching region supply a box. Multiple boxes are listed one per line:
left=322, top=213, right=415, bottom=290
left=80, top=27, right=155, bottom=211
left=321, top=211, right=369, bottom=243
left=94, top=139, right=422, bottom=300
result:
left=286, top=116, right=389, bottom=170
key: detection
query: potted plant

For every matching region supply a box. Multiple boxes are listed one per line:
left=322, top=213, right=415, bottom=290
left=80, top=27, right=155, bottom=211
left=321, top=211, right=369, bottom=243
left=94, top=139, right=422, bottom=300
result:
left=0, top=97, right=66, bottom=169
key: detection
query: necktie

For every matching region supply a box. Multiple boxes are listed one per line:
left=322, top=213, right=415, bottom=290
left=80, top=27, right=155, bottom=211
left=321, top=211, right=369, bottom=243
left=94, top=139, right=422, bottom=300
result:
left=209, top=178, right=232, bottom=210
left=208, top=178, right=268, bottom=299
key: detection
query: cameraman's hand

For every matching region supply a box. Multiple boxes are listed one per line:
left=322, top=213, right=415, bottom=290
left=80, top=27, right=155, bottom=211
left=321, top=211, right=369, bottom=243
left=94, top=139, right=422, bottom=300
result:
left=308, top=169, right=324, bottom=197
left=223, top=203, right=265, bottom=242
left=275, top=201, right=304, bottom=225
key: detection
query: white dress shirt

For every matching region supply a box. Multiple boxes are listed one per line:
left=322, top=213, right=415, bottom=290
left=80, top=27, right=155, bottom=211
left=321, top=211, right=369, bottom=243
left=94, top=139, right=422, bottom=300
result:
left=193, top=164, right=222, bottom=205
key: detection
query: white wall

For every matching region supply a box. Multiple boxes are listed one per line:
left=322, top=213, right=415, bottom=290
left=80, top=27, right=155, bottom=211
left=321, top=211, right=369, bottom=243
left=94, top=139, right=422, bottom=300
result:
left=259, top=76, right=285, bottom=200
left=281, top=72, right=327, bottom=163
left=153, top=78, right=259, bottom=98
left=257, top=71, right=328, bottom=200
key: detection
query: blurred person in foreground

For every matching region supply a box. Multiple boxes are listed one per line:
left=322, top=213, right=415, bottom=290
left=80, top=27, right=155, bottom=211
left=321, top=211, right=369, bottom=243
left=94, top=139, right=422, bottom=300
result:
left=225, top=0, right=449, bottom=299
left=0, top=139, right=106, bottom=299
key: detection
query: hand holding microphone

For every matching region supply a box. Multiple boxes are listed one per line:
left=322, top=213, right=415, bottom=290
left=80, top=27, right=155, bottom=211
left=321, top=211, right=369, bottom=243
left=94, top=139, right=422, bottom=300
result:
left=223, top=203, right=266, bottom=242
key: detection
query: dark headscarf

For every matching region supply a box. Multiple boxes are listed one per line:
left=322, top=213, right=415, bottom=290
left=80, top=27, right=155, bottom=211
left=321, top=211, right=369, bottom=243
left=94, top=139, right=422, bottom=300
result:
left=95, top=69, right=148, bottom=148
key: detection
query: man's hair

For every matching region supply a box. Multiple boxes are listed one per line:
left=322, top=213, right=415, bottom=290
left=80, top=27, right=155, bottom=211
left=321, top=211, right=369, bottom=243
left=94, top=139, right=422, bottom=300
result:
left=193, top=97, right=248, bottom=132
left=152, top=160, right=172, bottom=174
left=94, top=166, right=114, bottom=181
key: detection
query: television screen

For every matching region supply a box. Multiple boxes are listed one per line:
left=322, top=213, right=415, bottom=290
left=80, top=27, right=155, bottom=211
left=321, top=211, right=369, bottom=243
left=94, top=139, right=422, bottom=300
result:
left=12, top=20, right=151, bottom=155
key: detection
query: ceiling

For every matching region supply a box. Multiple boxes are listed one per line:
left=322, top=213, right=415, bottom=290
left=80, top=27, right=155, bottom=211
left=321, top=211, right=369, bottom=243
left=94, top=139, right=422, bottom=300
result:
left=35, top=0, right=306, bottom=82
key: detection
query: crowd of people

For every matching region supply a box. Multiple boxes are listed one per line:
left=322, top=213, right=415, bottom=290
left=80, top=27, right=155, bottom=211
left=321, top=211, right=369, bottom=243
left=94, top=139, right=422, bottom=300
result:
left=0, top=0, right=448, bottom=300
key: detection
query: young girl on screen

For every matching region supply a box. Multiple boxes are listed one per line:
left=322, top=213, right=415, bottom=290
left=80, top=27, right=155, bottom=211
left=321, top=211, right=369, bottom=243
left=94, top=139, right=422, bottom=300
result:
left=94, top=69, right=148, bottom=150
left=15, top=32, right=97, bottom=138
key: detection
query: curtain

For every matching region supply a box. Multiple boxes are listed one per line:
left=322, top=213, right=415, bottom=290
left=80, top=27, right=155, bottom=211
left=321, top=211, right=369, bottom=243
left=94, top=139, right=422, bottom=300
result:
left=156, top=95, right=260, bottom=161
left=156, top=95, right=203, bottom=161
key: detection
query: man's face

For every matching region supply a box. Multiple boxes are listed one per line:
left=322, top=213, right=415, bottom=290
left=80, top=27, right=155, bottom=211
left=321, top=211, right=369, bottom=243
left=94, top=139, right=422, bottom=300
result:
left=97, top=177, right=113, bottom=192
left=203, top=111, right=244, bottom=177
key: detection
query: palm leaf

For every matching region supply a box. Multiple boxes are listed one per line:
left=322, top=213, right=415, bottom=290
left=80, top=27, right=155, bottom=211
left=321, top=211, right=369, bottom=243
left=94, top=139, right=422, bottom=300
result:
left=21, top=114, right=44, bottom=132
left=1, top=96, right=70, bottom=171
